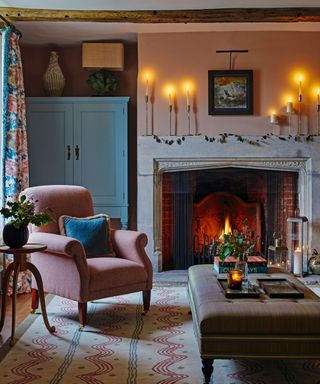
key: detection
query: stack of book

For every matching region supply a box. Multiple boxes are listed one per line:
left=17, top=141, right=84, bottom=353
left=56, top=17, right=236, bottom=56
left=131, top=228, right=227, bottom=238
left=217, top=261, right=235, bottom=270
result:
left=213, top=255, right=268, bottom=274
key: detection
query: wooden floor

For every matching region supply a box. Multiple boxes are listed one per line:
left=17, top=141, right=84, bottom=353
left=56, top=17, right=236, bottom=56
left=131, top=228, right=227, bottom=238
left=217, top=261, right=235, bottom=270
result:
left=0, top=292, right=32, bottom=347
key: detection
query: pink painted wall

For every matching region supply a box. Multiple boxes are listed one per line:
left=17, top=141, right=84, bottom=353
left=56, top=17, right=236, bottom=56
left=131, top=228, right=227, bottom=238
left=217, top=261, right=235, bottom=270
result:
left=137, top=31, right=320, bottom=136
left=21, top=43, right=138, bottom=229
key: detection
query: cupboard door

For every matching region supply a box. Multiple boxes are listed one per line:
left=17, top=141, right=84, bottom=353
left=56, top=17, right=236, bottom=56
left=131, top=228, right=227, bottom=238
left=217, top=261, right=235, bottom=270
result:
left=26, top=102, right=73, bottom=186
left=73, top=102, right=127, bottom=209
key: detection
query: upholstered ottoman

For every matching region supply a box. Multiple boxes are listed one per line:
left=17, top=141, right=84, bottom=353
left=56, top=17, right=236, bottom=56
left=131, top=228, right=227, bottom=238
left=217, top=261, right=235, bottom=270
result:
left=188, top=265, right=320, bottom=384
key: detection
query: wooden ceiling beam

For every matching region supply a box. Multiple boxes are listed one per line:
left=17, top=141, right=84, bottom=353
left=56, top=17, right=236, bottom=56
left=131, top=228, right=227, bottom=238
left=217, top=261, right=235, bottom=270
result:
left=1, top=7, right=320, bottom=23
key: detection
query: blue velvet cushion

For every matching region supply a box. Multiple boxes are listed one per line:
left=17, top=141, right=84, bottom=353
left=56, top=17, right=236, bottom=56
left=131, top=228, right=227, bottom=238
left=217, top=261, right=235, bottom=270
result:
left=59, top=214, right=114, bottom=257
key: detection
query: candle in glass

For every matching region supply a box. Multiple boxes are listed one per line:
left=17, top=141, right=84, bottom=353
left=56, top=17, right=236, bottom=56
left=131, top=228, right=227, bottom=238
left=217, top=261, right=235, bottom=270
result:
left=227, top=269, right=243, bottom=289
left=293, top=247, right=302, bottom=275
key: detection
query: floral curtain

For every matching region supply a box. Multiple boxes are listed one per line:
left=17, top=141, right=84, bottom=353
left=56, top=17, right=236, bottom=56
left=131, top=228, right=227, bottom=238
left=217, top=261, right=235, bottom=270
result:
left=1, top=26, right=31, bottom=294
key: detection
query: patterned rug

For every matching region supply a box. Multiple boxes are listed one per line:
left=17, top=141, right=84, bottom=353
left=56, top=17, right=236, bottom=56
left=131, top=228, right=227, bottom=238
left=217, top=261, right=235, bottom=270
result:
left=0, top=285, right=320, bottom=384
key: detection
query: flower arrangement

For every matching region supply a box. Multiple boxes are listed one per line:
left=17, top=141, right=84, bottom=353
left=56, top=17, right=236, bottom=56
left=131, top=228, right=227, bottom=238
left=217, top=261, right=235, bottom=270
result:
left=0, top=195, right=53, bottom=229
left=219, top=218, right=256, bottom=262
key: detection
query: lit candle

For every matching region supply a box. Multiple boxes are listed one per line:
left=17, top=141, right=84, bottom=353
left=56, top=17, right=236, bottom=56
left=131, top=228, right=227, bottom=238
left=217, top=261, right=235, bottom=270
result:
left=186, top=84, right=190, bottom=111
left=286, top=98, right=293, bottom=114
left=298, top=75, right=303, bottom=101
left=227, top=269, right=243, bottom=290
left=317, top=88, right=320, bottom=111
left=168, top=91, right=172, bottom=109
left=293, top=247, right=302, bottom=275
left=145, top=73, right=149, bottom=99
left=270, top=111, right=278, bottom=124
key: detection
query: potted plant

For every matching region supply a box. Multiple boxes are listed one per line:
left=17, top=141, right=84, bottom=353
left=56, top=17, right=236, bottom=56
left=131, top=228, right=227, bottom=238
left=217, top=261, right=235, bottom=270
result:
left=86, top=69, right=118, bottom=96
left=0, top=195, right=53, bottom=248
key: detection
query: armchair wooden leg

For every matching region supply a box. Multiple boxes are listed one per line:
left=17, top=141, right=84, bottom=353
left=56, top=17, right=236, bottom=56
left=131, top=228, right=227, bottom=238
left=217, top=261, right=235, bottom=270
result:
left=31, top=288, right=39, bottom=313
left=142, top=290, right=151, bottom=314
left=78, top=302, right=87, bottom=327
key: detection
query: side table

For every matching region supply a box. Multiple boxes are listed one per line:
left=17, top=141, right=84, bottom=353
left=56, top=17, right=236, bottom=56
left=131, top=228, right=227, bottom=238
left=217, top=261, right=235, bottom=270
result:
left=0, top=243, right=55, bottom=345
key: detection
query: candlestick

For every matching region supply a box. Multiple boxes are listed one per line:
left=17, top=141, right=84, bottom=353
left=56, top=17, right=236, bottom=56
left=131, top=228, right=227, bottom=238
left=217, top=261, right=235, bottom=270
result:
left=168, top=92, right=173, bottom=136
left=297, top=76, right=303, bottom=136
left=145, top=73, right=149, bottom=101
left=286, top=99, right=293, bottom=136
left=186, top=85, right=190, bottom=111
left=317, top=89, right=320, bottom=135
left=144, top=74, right=149, bottom=136
left=186, top=85, right=191, bottom=135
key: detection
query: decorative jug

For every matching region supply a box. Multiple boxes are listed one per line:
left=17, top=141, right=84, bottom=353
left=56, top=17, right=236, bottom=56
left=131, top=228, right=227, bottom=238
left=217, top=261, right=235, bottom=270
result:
left=43, top=51, right=65, bottom=97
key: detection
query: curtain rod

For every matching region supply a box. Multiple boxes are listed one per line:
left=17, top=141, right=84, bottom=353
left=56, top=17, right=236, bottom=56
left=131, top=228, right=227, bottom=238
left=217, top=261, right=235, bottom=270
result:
left=0, top=14, right=14, bottom=28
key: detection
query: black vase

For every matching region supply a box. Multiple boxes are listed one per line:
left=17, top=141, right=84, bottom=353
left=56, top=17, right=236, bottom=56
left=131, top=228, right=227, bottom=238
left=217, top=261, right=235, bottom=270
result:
left=2, top=223, right=29, bottom=248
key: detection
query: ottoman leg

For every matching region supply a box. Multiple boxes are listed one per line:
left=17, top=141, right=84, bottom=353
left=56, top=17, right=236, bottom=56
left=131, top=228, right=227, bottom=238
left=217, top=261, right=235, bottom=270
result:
left=201, top=358, right=214, bottom=384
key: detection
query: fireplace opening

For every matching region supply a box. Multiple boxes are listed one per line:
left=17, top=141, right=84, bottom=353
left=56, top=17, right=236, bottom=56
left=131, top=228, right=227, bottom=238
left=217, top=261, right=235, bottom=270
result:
left=162, top=168, right=298, bottom=270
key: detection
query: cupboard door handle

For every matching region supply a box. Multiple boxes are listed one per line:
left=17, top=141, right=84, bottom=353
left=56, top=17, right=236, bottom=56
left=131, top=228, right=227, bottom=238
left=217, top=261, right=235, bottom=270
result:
left=75, top=145, right=80, bottom=160
left=67, top=145, right=71, bottom=160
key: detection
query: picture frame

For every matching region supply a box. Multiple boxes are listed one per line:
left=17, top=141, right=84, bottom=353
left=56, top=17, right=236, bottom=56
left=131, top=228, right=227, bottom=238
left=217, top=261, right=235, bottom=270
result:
left=208, top=70, right=253, bottom=115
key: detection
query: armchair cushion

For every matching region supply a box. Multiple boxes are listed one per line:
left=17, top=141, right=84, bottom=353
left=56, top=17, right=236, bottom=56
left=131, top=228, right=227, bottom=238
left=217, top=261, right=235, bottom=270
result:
left=59, top=214, right=114, bottom=258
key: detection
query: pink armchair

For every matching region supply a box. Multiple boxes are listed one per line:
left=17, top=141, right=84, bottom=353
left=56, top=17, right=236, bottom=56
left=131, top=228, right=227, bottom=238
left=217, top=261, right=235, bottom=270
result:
left=22, top=185, right=153, bottom=326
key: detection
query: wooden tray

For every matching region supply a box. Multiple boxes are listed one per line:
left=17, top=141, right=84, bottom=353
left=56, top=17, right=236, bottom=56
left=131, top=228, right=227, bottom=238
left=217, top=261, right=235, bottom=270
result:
left=257, top=278, right=304, bottom=298
left=217, top=279, right=260, bottom=299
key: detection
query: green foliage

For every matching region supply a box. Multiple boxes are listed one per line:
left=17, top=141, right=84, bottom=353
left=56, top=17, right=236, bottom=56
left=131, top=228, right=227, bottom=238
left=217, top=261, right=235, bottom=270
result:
left=219, top=218, right=256, bottom=262
left=0, top=195, right=54, bottom=229
left=86, top=69, right=118, bottom=95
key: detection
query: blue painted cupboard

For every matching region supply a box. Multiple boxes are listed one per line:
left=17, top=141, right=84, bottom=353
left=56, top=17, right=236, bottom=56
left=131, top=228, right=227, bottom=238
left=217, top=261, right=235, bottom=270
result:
left=26, top=97, right=129, bottom=229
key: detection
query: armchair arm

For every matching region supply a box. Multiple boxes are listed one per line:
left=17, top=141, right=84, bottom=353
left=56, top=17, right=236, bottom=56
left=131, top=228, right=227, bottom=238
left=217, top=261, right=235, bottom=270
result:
left=112, top=230, right=153, bottom=283
left=28, top=232, right=90, bottom=301
left=29, top=232, right=86, bottom=260
left=28, top=232, right=89, bottom=279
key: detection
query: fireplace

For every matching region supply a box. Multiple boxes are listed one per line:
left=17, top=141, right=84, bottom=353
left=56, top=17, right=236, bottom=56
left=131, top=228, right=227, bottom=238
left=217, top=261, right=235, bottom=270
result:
left=138, top=136, right=317, bottom=272
left=161, top=168, right=298, bottom=270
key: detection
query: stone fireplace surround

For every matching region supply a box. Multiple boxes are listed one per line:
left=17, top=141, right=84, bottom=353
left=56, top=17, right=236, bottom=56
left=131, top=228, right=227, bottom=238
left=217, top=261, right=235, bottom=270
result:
left=138, top=136, right=320, bottom=272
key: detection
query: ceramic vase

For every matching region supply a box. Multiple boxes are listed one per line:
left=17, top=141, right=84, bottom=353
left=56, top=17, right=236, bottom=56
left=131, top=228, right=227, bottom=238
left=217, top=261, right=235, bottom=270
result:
left=3, top=223, right=29, bottom=248
left=43, top=51, right=65, bottom=97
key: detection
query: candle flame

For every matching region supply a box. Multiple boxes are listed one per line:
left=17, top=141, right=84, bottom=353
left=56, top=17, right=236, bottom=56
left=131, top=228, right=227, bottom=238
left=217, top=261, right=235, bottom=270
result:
left=219, top=215, right=232, bottom=240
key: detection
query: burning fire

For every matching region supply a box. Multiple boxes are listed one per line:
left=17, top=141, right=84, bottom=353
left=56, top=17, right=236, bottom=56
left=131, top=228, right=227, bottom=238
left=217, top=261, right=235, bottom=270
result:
left=219, top=214, right=232, bottom=240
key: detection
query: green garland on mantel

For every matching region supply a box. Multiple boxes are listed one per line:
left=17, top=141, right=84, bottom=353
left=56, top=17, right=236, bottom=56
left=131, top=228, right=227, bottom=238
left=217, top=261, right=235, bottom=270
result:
left=152, top=133, right=316, bottom=145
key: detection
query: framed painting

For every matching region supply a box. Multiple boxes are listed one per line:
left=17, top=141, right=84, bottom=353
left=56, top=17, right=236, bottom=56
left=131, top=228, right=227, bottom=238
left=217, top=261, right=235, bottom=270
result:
left=208, top=70, right=253, bottom=115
